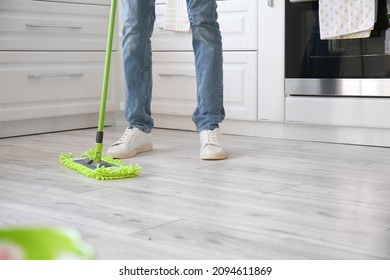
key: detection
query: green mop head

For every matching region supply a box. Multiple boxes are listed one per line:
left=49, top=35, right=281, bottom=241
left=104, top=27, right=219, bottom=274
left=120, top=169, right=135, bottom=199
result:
left=59, top=148, right=140, bottom=180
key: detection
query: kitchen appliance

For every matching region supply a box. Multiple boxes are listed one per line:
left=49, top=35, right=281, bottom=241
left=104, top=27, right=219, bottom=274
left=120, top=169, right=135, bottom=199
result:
left=285, top=0, right=390, bottom=97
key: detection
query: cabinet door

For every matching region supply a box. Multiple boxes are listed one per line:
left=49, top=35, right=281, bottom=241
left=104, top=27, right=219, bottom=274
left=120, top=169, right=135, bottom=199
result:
left=0, top=0, right=118, bottom=51
left=0, top=52, right=119, bottom=122
left=152, top=51, right=257, bottom=121
left=258, top=0, right=285, bottom=122
left=152, top=0, right=257, bottom=51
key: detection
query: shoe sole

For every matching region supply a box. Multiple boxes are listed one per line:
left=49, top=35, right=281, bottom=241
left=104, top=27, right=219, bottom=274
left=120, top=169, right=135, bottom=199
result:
left=200, top=153, right=228, bottom=160
left=108, top=144, right=153, bottom=159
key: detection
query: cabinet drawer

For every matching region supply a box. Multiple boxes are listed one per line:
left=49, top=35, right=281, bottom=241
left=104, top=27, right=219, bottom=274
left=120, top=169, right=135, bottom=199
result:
left=286, top=97, right=390, bottom=129
left=0, top=51, right=119, bottom=122
left=0, top=0, right=118, bottom=51
left=152, top=0, right=257, bottom=51
left=152, top=51, right=257, bottom=121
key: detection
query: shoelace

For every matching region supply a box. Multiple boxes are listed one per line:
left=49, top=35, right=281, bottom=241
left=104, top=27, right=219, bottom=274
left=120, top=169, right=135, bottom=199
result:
left=113, top=128, right=138, bottom=145
left=206, top=130, right=222, bottom=147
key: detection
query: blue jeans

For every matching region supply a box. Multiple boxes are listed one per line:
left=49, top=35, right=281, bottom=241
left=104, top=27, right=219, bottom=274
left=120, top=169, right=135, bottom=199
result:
left=121, top=0, right=225, bottom=133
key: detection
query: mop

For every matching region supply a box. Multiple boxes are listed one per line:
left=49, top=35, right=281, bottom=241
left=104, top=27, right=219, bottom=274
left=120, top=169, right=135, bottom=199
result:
left=59, top=0, right=140, bottom=180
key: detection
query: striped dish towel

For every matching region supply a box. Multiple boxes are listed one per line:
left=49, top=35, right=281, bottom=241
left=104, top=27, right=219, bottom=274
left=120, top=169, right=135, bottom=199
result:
left=163, top=0, right=190, bottom=32
left=319, top=0, right=377, bottom=39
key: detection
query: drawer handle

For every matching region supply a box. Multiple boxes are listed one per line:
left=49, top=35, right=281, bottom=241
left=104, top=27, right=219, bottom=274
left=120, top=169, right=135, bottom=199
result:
left=26, top=24, right=84, bottom=30
left=156, top=26, right=190, bottom=33
left=158, top=73, right=196, bottom=78
left=27, top=73, right=85, bottom=79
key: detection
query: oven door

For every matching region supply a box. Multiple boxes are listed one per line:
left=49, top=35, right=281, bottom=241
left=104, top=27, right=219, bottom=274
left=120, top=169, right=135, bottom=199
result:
left=285, top=0, right=390, bottom=97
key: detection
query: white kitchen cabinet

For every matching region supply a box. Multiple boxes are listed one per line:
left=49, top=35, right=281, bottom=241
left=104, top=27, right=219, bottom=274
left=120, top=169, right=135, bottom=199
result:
left=151, top=0, right=258, bottom=121
left=257, top=0, right=285, bottom=122
left=0, top=0, right=118, bottom=51
left=152, top=51, right=257, bottom=120
left=0, top=51, right=119, bottom=122
left=153, top=0, right=257, bottom=51
left=0, top=0, right=119, bottom=138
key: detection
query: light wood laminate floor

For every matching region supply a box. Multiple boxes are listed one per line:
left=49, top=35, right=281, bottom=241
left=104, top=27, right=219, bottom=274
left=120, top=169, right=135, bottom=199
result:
left=0, top=126, right=389, bottom=259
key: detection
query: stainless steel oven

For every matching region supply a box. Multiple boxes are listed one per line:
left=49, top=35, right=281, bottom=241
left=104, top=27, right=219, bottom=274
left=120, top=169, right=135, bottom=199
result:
left=285, top=0, right=390, bottom=97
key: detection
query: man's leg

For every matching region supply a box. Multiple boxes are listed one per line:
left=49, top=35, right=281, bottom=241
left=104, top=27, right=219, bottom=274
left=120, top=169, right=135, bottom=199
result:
left=187, top=0, right=225, bottom=132
left=122, top=0, right=156, bottom=133
left=106, top=0, right=155, bottom=159
left=187, top=0, right=228, bottom=160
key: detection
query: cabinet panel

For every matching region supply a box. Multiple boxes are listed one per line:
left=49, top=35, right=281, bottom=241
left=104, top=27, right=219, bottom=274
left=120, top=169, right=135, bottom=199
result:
left=286, top=97, right=390, bottom=129
left=152, top=51, right=257, bottom=121
left=257, top=0, right=285, bottom=122
left=152, top=0, right=257, bottom=51
left=0, top=0, right=118, bottom=51
left=0, top=52, right=119, bottom=122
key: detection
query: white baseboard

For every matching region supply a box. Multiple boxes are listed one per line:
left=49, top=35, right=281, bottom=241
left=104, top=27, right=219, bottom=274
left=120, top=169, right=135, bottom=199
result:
left=0, top=112, right=116, bottom=138
left=153, top=114, right=390, bottom=147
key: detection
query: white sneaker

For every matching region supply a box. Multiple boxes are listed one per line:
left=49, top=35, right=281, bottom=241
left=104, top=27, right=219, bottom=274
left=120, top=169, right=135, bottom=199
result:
left=199, top=128, right=228, bottom=160
left=106, top=127, right=153, bottom=159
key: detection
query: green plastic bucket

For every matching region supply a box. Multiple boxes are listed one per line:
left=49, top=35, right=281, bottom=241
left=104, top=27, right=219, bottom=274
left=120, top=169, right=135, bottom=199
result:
left=0, top=227, right=95, bottom=260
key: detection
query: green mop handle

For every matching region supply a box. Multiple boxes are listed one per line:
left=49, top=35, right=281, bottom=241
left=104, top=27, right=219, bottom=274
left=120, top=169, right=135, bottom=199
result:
left=94, top=0, right=117, bottom=162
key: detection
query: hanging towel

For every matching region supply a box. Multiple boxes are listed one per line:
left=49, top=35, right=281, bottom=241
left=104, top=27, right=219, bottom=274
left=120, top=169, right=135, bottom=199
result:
left=319, top=0, right=377, bottom=40
left=163, top=0, right=190, bottom=32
